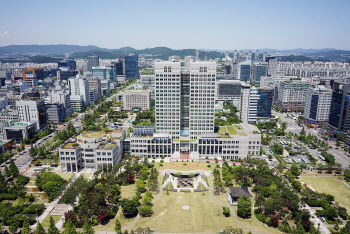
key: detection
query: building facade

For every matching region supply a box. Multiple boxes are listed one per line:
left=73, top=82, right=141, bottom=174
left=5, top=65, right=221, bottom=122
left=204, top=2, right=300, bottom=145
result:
left=328, top=82, right=350, bottom=134
left=275, top=81, right=310, bottom=112
left=216, top=80, right=242, bottom=109
left=88, top=55, right=99, bottom=72
left=16, top=99, right=47, bottom=130
left=122, top=89, right=151, bottom=111
left=252, top=62, right=268, bottom=85
left=124, top=54, right=139, bottom=79
left=303, top=85, right=332, bottom=126
left=87, top=77, right=102, bottom=99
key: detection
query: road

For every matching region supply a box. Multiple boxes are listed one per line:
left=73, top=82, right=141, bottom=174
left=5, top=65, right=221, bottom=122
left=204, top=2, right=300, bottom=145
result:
left=272, top=110, right=350, bottom=169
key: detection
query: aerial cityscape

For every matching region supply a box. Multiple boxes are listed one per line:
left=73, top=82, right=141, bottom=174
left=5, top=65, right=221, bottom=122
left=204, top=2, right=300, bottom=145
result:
left=0, top=0, right=350, bottom=234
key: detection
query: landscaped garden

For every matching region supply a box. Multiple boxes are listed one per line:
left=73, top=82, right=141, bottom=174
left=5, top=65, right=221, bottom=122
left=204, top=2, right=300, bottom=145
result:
left=300, top=176, right=350, bottom=211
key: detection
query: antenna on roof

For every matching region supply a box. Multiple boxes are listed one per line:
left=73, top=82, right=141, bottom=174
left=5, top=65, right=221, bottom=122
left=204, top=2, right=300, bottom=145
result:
left=196, top=50, right=199, bottom=61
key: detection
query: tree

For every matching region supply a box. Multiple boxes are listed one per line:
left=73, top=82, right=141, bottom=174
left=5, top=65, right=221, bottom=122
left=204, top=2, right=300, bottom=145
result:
left=340, top=221, right=350, bottom=234
left=62, top=220, right=77, bottom=234
left=82, top=218, right=94, bottom=234
left=4, top=165, right=11, bottom=178
left=148, top=168, right=159, bottom=192
left=300, top=127, right=306, bottom=136
left=290, top=164, right=301, bottom=177
left=237, top=195, right=251, bottom=218
left=29, top=144, right=37, bottom=157
left=120, top=198, right=139, bottom=218
left=48, top=216, right=59, bottom=234
left=21, top=219, right=31, bottom=234
left=344, top=170, right=350, bottom=181
left=35, top=222, right=46, bottom=234
left=114, top=218, right=121, bottom=233
left=135, top=179, right=146, bottom=193
left=223, top=207, right=230, bottom=217
left=138, top=204, right=153, bottom=217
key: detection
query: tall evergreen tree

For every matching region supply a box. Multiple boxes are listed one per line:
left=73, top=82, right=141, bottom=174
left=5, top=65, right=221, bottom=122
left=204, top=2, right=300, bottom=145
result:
left=48, top=216, right=59, bottom=234
left=9, top=159, right=19, bottom=176
left=62, top=220, right=77, bottom=234
left=35, top=222, right=46, bottom=234
left=4, top=165, right=11, bottom=178
left=21, top=219, right=30, bottom=234
left=114, top=218, right=121, bottom=233
left=0, top=170, right=5, bottom=184
left=82, top=218, right=94, bottom=234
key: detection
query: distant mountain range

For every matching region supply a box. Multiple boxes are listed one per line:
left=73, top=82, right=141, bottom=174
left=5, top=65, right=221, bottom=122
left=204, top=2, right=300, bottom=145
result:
left=0, top=44, right=349, bottom=61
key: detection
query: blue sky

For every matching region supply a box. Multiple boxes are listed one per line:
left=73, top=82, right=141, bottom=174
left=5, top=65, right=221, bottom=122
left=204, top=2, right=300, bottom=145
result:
left=0, top=0, right=349, bottom=50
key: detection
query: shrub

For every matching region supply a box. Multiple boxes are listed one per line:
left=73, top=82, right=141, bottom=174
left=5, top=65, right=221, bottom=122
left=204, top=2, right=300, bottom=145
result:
left=223, top=207, right=230, bottom=217
left=188, top=174, right=195, bottom=178
left=215, top=160, right=218, bottom=163
left=138, top=205, right=152, bottom=217
left=255, top=213, right=265, bottom=223
left=205, top=156, right=209, bottom=159
left=266, top=218, right=272, bottom=226
left=160, top=160, right=164, bottom=163
left=152, top=160, right=155, bottom=163
left=177, top=185, right=180, bottom=188
left=159, top=163, right=163, bottom=167
left=207, top=165, right=211, bottom=168
left=206, top=160, right=210, bottom=163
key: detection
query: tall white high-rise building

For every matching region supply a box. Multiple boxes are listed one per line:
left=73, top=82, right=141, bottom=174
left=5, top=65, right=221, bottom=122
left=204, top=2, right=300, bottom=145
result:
left=68, top=77, right=90, bottom=107
left=268, top=58, right=278, bottom=76
left=248, top=88, right=260, bottom=124
left=304, top=85, right=332, bottom=126
left=240, top=83, right=251, bottom=123
left=155, top=61, right=216, bottom=140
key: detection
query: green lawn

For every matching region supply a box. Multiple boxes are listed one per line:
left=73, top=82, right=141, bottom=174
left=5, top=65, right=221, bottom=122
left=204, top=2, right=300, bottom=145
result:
left=41, top=215, right=61, bottom=228
left=121, top=185, right=136, bottom=199
left=133, top=191, right=241, bottom=233
left=300, top=176, right=350, bottom=211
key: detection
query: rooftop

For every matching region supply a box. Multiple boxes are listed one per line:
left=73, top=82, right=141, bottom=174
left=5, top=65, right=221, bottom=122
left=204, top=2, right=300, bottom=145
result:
left=97, top=143, right=116, bottom=150
left=63, top=142, right=79, bottom=149
left=81, top=131, right=105, bottom=139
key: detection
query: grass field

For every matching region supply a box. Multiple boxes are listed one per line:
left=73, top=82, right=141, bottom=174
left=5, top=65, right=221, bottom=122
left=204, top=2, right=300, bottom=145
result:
left=153, top=162, right=218, bottom=171
left=121, top=184, right=136, bottom=199
left=41, top=215, right=61, bottom=228
left=300, top=176, right=350, bottom=211
left=133, top=191, right=240, bottom=233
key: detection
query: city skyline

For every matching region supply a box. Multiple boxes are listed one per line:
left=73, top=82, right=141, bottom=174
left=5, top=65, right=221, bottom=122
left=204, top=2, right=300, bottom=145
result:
left=0, top=0, right=350, bottom=50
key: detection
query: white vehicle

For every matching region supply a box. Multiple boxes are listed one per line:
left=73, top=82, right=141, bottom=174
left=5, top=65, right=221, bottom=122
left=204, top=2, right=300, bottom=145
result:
left=318, top=155, right=326, bottom=161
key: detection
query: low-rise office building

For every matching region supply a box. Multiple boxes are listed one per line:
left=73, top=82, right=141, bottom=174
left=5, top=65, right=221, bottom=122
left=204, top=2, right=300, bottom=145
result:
left=126, top=123, right=260, bottom=160
left=2, top=121, right=37, bottom=142
left=122, top=89, right=151, bottom=111
left=59, top=131, right=125, bottom=172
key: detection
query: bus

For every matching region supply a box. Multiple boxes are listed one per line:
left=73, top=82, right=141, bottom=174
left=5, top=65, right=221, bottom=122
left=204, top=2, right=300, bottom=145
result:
left=318, top=155, right=326, bottom=161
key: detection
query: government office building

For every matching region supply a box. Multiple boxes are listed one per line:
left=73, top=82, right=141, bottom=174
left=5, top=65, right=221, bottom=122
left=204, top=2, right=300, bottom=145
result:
left=126, top=61, right=261, bottom=160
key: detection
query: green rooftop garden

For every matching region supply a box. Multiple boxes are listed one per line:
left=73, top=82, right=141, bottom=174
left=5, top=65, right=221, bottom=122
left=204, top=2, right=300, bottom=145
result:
left=226, top=126, right=237, bottom=135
